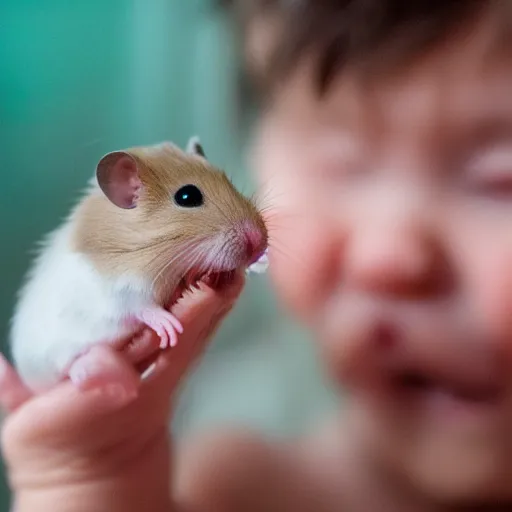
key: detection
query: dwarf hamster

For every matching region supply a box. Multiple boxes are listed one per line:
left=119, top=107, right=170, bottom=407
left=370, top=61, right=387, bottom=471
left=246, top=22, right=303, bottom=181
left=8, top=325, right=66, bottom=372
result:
left=9, top=137, right=268, bottom=392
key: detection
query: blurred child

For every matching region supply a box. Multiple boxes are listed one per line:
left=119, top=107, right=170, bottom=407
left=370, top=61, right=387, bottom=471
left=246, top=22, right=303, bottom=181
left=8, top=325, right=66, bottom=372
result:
left=2, top=1, right=512, bottom=511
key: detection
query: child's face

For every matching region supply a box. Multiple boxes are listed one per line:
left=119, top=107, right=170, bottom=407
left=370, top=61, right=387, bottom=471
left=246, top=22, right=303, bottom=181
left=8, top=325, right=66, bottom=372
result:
left=252, top=28, right=512, bottom=502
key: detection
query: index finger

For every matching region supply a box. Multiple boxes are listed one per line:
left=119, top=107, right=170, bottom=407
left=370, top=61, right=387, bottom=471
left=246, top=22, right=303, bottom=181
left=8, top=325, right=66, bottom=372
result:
left=143, top=273, right=245, bottom=390
left=1, top=345, right=140, bottom=453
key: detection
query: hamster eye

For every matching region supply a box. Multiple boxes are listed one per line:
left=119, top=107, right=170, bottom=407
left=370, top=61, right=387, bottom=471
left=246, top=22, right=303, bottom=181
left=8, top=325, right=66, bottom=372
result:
left=174, top=184, right=204, bottom=208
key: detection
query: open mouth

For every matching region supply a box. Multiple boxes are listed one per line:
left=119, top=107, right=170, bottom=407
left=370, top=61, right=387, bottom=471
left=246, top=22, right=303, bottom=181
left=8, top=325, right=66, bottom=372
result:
left=168, top=268, right=238, bottom=307
left=185, top=268, right=237, bottom=290
left=365, top=321, right=506, bottom=413
left=391, top=369, right=503, bottom=406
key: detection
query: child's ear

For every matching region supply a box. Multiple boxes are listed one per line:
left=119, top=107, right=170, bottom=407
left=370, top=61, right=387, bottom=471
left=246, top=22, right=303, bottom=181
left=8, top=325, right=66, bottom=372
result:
left=96, top=151, right=142, bottom=209
left=186, top=136, right=206, bottom=159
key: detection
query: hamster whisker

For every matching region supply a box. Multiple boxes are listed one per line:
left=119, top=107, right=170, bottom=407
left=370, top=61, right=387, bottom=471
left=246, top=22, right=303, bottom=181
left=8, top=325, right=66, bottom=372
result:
left=10, top=136, right=269, bottom=392
left=253, top=190, right=281, bottom=210
left=155, top=238, right=205, bottom=275
left=102, top=235, right=179, bottom=256
left=183, top=246, right=210, bottom=278
left=261, top=212, right=304, bottom=234
left=267, top=239, right=311, bottom=273
left=134, top=237, right=190, bottom=277
left=150, top=238, right=206, bottom=289
left=174, top=240, right=211, bottom=279
left=259, top=208, right=298, bottom=221
left=197, top=238, right=229, bottom=273
left=262, top=218, right=294, bottom=231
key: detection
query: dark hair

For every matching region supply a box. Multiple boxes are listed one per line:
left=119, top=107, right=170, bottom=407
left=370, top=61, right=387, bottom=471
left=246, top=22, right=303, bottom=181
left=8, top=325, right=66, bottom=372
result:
left=224, top=0, right=509, bottom=96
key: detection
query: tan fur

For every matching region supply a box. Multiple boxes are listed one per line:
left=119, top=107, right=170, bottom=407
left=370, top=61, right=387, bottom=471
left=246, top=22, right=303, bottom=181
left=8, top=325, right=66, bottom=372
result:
left=73, top=142, right=267, bottom=305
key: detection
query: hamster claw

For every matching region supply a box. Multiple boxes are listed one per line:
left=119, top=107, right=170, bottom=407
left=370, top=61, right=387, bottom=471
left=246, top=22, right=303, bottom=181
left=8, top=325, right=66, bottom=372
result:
left=137, top=307, right=183, bottom=349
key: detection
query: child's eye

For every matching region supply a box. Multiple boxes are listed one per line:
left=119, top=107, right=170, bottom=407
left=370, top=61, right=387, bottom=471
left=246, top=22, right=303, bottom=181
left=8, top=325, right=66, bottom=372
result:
left=466, top=146, right=512, bottom=199
left=319, top=161, right=363, bottom=181
left=313, top=135, right=366, bottom=182
left=473, top=174, right=512, bottom=197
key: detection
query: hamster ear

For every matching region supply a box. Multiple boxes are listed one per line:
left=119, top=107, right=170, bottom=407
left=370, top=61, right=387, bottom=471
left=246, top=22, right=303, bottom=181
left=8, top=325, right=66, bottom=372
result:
left=186, top=136, right=206, bottom=158
left=96, top=151, right=142, bottom=209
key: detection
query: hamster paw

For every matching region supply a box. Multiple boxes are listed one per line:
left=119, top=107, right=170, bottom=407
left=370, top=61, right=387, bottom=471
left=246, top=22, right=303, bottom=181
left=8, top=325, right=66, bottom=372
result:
left=137, top=306, right=184, bottom=349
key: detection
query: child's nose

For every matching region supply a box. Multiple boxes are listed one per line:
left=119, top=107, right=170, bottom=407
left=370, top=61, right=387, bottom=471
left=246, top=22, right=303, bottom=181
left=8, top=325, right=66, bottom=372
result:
left=345, top=221, right=451, bottom=298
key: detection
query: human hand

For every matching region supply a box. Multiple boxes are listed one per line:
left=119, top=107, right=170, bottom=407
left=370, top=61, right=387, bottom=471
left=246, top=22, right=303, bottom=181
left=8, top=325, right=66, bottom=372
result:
left=0, top=276, right=244, bottom=512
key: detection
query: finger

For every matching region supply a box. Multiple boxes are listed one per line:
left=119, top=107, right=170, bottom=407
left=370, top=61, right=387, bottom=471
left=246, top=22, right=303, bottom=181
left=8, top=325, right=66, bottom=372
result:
left=123, top=329, right=160, bottom=365
left=68, top=345, right=140, bottom=396
left=136, top=354, right=160, bottom=376
left=121, top=273, right=243, bottom=375
left=145, top=273, right=245, bottom=389
left=0, top=353, right=33, bottom=413
left=172, top=273, right=245, bottom=336
left=5, top=346, right=141, bottom=446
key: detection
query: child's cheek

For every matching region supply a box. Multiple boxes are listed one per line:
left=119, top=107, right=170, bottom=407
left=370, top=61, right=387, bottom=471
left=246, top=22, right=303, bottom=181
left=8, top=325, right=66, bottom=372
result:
left=465, top=234, right=512, bottom=352
left=479, top=250, right=512, bottom=348
left=251, top=118, right=345, bottom=323
left=265, top=208, right=342, bottom=324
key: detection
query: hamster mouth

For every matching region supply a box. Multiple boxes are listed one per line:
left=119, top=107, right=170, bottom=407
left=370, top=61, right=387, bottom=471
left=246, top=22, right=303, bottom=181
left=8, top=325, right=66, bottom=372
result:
left=190, top=269, right=238, bottom=290
left=170, top=268, right=238, bottom=306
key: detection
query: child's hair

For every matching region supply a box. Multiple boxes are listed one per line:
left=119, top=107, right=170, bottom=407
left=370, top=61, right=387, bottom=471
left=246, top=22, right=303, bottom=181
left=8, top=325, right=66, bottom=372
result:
left=226, top=0, right=511, bottom=97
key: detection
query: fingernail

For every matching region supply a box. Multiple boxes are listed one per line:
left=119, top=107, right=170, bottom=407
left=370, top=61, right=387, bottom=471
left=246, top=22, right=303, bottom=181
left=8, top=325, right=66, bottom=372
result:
left=69, top=354, right=111, bottom=389
left=69, top=360, right=94, bottom=386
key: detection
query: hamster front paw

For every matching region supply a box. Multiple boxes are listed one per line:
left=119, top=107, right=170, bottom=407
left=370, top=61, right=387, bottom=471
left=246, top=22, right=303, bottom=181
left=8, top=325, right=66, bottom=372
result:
left=137, top=306, right=184, bottom=349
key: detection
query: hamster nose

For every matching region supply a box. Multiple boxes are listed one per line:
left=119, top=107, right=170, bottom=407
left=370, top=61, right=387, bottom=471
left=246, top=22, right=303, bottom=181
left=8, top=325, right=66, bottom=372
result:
left=240, top=221, right=266, bottom=264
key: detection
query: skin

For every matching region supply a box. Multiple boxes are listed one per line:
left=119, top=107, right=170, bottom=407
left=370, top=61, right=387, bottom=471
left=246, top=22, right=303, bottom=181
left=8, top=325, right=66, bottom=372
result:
left=1, top=278, right=249, bottom=512
left=2, top=13, right=512, bottom=512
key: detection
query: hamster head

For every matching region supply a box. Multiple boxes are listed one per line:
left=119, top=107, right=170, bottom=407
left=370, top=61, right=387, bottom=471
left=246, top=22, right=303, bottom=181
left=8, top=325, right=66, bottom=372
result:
left=78, top=137, right=267, bottom=301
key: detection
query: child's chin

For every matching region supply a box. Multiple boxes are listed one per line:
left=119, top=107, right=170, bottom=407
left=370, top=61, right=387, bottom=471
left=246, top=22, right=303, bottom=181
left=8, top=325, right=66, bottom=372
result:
left=397, top=432, right=508, bottom=503
left=354, top=397, right=510, bottom=503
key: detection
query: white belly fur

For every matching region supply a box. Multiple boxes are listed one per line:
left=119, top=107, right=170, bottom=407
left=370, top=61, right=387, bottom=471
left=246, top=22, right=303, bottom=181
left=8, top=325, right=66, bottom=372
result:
left=9, top=223, right=153, bottom=391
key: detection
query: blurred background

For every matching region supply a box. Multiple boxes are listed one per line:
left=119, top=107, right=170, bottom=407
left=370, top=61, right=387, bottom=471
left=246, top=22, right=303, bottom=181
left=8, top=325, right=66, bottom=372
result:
left=0, top=0, right=336, bottom=508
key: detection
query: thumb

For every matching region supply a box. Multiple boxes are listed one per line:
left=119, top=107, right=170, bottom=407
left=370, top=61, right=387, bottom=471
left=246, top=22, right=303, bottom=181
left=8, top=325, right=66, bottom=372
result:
left=2, top=346, right=140, bottom=453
